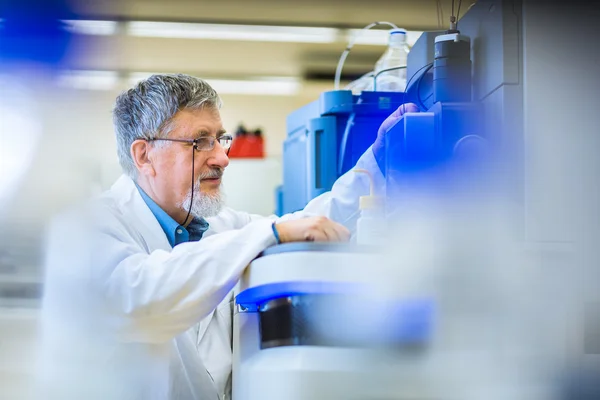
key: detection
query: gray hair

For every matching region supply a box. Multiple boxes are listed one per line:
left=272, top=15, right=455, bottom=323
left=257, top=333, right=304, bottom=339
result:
left=112, top=73, right=222, bottom=178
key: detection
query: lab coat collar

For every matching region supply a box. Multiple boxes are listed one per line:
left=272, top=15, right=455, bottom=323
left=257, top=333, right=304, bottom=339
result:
left=110, top=175, right=172, bottom=252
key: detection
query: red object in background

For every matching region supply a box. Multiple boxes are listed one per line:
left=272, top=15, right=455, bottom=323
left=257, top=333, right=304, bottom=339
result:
left=228, top=126, right=265, bottom=158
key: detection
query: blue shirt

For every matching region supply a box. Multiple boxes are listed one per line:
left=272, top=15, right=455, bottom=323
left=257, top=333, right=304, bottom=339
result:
left=136, top=184, right=210, bottom=247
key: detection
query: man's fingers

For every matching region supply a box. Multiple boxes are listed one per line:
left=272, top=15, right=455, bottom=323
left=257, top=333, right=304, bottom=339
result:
left=399, top=102, right=420, bottom=115
left=336, top=225, right=351, bottom=242
left=305, top=224, right=349, bottom=243
left=323, top=226, right=341, bottom=242
left=324, top=223, right=351, bottom=242
left=305, top=229, right=325, bottom=242
left=378, top=103, right=420, bottom=135
left=277, top=217, right=351, bottom=244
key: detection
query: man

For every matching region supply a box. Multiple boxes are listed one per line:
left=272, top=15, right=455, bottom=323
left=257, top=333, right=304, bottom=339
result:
left=37, top=74, right=417, bottom=400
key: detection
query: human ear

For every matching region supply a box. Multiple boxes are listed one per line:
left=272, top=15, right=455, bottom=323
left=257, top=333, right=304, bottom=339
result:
left=130, top=139, right=156, bottom=177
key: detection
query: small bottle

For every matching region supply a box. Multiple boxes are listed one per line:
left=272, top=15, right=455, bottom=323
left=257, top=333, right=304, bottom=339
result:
left=250, top=128, right=265, bottom=158
left=354, top=169, right=387, bottom=246
left=370, top=29, right=409, bottom=92
left=229, top=124, right=248, bottom=158
left=235, top=124, right=248, bottom=138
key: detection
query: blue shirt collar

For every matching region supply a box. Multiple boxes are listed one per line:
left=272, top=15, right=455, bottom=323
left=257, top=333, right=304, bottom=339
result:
left=135, top=183, right=209, bottom=247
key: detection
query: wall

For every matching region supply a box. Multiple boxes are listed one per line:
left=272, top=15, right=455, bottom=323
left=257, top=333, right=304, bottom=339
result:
left=1, top=79, right=332, bottom=294
left=0, top=75, right=332, bottom=400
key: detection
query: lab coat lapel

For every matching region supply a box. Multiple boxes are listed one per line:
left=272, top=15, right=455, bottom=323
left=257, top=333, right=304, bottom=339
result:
left=110, top=175, right=172, bottom=252
left=111, top=175, right=217, bottom=346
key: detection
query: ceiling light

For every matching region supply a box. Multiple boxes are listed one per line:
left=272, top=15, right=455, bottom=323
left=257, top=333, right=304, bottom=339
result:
left=50, top=19, right=423, bottom=47
left=127, top=22, right=338, bottom=43
left=206, top=77, right=301, bottom=96
left=127, top=72, right=162, bottom=84
left=62, top=20, right=119, bottom=36
left=56, top=70, right=119, bottom=90
left=128, top=73, right=300, bottom=96
left=347, top=29, right=422, bottom=46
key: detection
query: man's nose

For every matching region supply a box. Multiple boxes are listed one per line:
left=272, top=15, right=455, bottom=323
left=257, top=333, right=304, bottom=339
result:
left=207, top=142, right=230, bottom=169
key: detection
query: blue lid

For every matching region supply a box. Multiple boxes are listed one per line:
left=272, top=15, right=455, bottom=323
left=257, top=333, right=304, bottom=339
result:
left=236, top=281, right=436, bottom=344
left=235, top=281, right=363, bottom=312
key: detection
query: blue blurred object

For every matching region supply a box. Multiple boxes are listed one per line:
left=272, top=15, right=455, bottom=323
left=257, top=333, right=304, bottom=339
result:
left=279, top=0, right=535, bottom=215
left=277, top=90, right=408, bottom=214
left=383, top=101, right=484, bottom=208
left=236, top=281, right=435, bottom=344
left=235, top=281, right=362, bottom=313
left=276, top=27, right=483, bottom=215
left=0, top=0, right=73, bottom=67
left=391, top=297, right=435, bottom=345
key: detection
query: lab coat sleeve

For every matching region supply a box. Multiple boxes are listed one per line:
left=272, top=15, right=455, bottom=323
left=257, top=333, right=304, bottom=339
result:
left=91, top=215, right=277, bottom=343
left=228, top=147, right=383, bottom=234
left=302, top=146, right=384, bottom=233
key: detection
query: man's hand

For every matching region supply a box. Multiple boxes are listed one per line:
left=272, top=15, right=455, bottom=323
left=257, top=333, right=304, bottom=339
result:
left=372, top=102, right=420, bottom=172
left=275, top=216, right=350, bottom=243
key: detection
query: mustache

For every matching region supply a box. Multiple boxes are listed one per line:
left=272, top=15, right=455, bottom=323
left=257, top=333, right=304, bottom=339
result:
left=198, top=167, right=223, bottom=180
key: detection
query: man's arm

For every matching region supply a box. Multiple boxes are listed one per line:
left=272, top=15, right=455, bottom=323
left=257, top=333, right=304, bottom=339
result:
left=293, top=103, right=419, bottom=233
left=44, top=211, right=276, bottom=344
left=301, top=146, right=383, bottom=234
left=230, top=146, right=379, bottom=235
left=44, top=207, right=348, bottom=344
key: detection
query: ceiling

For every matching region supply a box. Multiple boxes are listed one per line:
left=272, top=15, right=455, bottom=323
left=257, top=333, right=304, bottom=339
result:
left=68, top=0, right=463, bottom=30
left=56, top=0, right=476, bottom=86
left=1, top=0, right=477, bottom=91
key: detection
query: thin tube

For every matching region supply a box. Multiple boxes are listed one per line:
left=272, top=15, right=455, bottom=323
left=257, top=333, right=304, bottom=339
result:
left=334, top=21, right=399, bottom=90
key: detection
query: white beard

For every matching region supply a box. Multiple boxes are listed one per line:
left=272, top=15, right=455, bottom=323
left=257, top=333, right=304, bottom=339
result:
left=179, top=180, right=224, bottom=219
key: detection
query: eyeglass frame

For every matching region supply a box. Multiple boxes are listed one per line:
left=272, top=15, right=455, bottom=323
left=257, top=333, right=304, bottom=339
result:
left=142, top=134, right=233, bottom=153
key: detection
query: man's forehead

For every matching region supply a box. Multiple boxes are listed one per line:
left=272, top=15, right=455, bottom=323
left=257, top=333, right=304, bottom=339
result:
left=171, top=107, right=224, bottom=135
left=178, top=107, right=222, bottom=121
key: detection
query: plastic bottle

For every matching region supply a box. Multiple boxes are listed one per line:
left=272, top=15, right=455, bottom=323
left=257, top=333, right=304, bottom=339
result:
left=228, top=124, right=247, bottom=158
left=250, top=128, right=265, bottom=158
left=345, top=73, right=373, bottom=95
left=370, top=29, right=409, bottom=92
left=354, top=169, right=387, bottom=245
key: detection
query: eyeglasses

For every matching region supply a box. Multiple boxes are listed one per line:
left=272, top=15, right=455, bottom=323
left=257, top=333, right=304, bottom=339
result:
left=146, top=135, right=233, bottom=152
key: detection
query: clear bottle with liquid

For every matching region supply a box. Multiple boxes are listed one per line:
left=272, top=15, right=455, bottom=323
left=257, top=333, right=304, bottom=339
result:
left=370, top=29, right=409, bottom=92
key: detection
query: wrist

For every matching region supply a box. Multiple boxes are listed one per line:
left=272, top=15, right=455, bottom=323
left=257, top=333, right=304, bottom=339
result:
left=271, top=222, right=282, bottom=244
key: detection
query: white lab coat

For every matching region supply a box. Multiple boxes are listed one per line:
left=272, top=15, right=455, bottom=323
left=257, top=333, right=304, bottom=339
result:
left=37, top=148, right=383, bottom=400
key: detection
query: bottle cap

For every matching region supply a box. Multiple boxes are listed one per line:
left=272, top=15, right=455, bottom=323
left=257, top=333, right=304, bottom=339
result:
left=235, top=124, right=247, bottom=136
left=389, top=29, right=407, bottom=46
left=359, top=195, right=383, bottom=210
left=353, top=169, right=383, bottom=210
